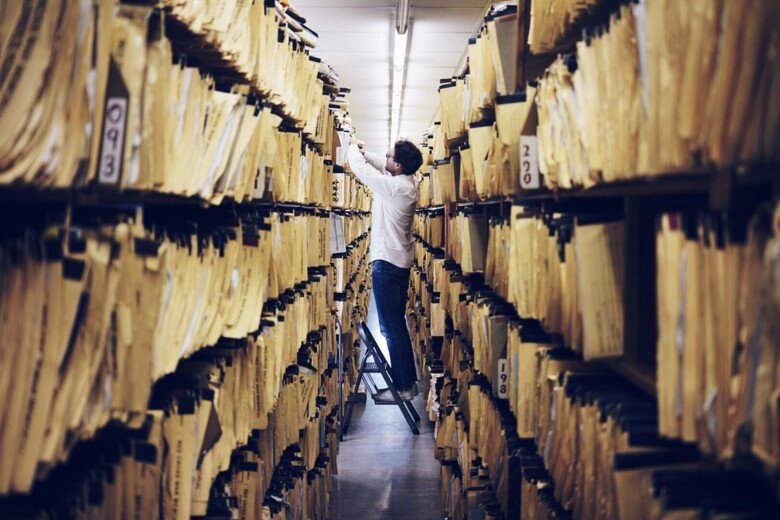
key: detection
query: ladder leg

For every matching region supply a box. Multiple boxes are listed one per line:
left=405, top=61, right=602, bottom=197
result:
left=373, top=347, right=419, bottom=435
left=356, top=321, right=419, bottom=434
left=405, top=401, right=421, bottom=423
left=342, top=354, right=369, bottom=436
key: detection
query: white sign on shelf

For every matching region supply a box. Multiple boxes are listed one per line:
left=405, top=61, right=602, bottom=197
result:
left=98, top=97, right=128, bottom=186
left=330, top=215, right=346, bottom=254
left=497, top=358, right=509, bottom=399
left=519, top=135, right=540, bottom=189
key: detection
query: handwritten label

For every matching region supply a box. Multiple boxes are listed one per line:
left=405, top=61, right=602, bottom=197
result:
left=519, top=135, right=540, bottom=189
left=497, top=358, right=508, bottom=399
left=98, top=97, right=127, bottom=185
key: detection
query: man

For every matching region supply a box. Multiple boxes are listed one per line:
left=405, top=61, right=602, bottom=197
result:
left=347, top=138, right=423, bottom=401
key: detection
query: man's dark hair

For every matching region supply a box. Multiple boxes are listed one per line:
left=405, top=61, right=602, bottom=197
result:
left=393, top=140, right=424, bottom=175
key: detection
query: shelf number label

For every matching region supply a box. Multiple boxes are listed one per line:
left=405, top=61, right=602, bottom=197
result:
left=519, top=135, right=540, bottom=189
left=98, top=97, right=127, bottom=186
left=497, top=358, right=508, bottom=399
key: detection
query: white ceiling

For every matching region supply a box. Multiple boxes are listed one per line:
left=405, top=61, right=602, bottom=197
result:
left=295, top=0, right=487, bottom=153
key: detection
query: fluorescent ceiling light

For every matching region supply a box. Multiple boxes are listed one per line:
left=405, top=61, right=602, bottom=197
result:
left=396, top=0, right=410, bottom=34
left=390, top=0, right=411, bottom=148
left=393, top=31, right=408, bottom=72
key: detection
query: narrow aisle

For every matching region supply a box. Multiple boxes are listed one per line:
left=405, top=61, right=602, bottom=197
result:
left=330, top=390, right=440, bottom=520
left=331, top=297, right=441, bottom=520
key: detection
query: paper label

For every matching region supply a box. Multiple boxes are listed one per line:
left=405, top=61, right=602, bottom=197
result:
left=497, top=358, right=508, bottom=399
left=519, top=135, right=540, bottom=189
left=98, top=97, right=128, bottom=185
left=329, top=215, right=346, bottom=254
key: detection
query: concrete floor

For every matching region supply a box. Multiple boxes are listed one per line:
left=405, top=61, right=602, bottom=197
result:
left=330, top=294, right=441, bottom=519
left=330, top=389, right=441, bottom=520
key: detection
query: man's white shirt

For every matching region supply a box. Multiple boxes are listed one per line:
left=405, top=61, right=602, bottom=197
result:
left=347, top=144, right=418, bottom=269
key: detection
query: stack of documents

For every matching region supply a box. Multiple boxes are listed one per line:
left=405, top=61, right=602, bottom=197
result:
left=0, top=300, right=343, bottom=517
left=0, top=2, right=342, bottom=205
left=467, top=31, right=497, bottom=125
left=332, top=164, right=372, bottom=211
left=0, top=206, right=338, bottom=496
left=421, top=4, right=544, bottom=206
left=535, top=359, right=777, bottom=519
left=412, top=210, right=445, bottom=250
left=431, top=158, right=458, bottom=204
left=447, top=210, right=489, bottom=273
left=417, top=172, right=433, bottom=208
left=536, top=1, right=780, bottom=188
left=439, top=79, right=468, bottom=144
left=163, top=0, right=325, bottom=126
left=656, top=208, right=779, bottom=464
left=0, top=0, right=114, bottom=188
left=486, top=5, right=520, bottom=96
left=528, top=0, right=599, bottom=53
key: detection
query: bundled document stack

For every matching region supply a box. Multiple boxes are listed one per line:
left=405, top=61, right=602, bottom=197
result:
left=447, top=210, right=489, bottom=273
left=163, top=0, right=326, bottom=127
left=411, top=1, right=780, bottom=517
left=426, top=91, right=539, bottom=205
left=443, top=206, right=623, bottom=360
left=536, top=1, right=780, bottom=189
left=528, top=0, right=600, bottom=53
left=421, top=3, right=545, bottom=206
left=434, top=358, right=570, bottom=520
left=0, top=0, right=368, bottom=517
left=0, top=0, right=114, bottom=188
left=412, top=209, right=445, bottom=250
left=438, top=79, right=468, bottom=145
left=0, top=2, right=339, bottom=206
left=539, top=361, right=779, bottom=520
left=333, top=164, right=372, bottom=211
left=656, top=208, right=780, bottom=465
left=417, top=172, right=433, bottom=208
left=0, top=326, right=343, bottom=519
left=0, top=205, right=336, bottom=495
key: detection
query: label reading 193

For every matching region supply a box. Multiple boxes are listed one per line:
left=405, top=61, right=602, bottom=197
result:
left=98, top=97, right=127, bottom=186
left=519, top=135, right=540, bottom=189
left=497, top=358, right=508, bottom=399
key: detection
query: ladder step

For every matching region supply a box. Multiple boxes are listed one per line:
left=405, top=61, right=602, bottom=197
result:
left=364, top=362, right=385, bottom=372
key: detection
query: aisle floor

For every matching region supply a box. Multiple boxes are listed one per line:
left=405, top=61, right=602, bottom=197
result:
left=330, top=296, right=441, bottom=519
left=329, top=389, right=441, bottom=520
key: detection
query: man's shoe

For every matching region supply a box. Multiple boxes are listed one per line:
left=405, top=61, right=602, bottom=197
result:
left=373, top=384, right=418, bottom=403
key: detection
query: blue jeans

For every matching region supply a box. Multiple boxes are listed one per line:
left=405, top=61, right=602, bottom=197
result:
left=371, top=260, right=417, bottom=392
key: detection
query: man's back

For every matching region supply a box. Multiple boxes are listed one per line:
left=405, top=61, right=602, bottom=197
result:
left=347, top=145, right=418, bottom=269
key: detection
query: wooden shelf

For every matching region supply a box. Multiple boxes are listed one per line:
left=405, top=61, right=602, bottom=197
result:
left=604, top=359, right=657, bottom=396
left=416, top=167, right=778, bottom=212
left=0, top=185, right=331, bottom=212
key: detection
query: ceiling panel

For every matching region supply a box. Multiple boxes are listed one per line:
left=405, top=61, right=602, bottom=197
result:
left=294, top=0, right=395, bottom=8
left=293, top=0, right=487, bottom=148
left=408, top=50, right=464, bottom=67
left=411, top=7, right=484, bottom=32
left=413, top=0, right=485, bottom=6
left=408, top=31, right=470, bottom=53
left=294, top=8, right=393, bottom=32
left=315, top=32, right=391, bottom=53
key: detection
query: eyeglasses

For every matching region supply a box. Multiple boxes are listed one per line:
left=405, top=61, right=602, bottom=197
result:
left=385, top=152, right=396, bottom=161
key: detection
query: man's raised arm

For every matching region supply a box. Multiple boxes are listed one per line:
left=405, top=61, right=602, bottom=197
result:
left=347, top=144, right=395, bottom=198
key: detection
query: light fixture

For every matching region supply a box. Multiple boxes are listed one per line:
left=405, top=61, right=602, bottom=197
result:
left=393, top=31, right=408, bottom=72
left=390, top=0, right=411, bottom=148
left=396, top=0, right=410, bottom=34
